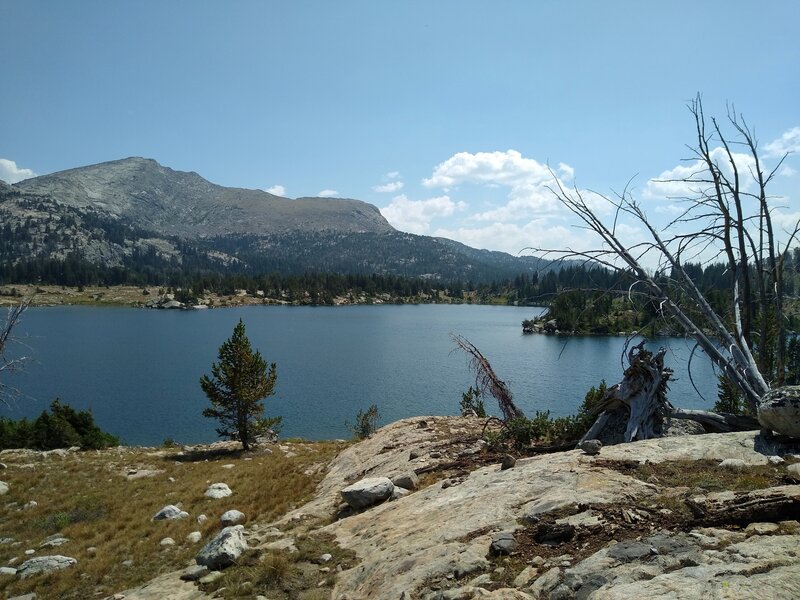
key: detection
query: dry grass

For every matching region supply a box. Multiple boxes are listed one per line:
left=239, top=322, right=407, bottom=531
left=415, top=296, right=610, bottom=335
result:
left=0, top=440, right=347, bottom=600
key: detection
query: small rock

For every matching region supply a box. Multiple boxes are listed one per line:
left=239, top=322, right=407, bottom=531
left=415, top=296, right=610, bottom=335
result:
left=409, top=450, right=421, bottom=460
left=0, top=566, right=17, bottom=576
left=391, top=472, right=419, bottom=490
left=40, top=534, right=69, bottom=548
left=768, top=455, right=785, bottom=465
left=489, top=532, right=517, bottom=556
left=0, top=463, right=5, bottom=469
left=390, top=486, right=410, bottom=501
left=513, top=566, right=538, bottom=587
left=745, top=522, right=779, bottom=535
left=121, top=560, right=134, bottom=567
left=22, top=501, right=38, bottom=510
left=16, top=555, right=77, bottom=578
left=180, top=564, right=209, bottom=581
left=501, top=454, right=516, bottom=470
left=7, top=594, right=37, bottom=600
left=186, top=531, right=202, bottom=544
left=152, top=505, right=189, bottom=521
left=24, top=549, right=35, bottom=555
left=204, top=483, right=232, bottom=499
left=430, top=451, right=442, bottom=459
left=529, top=567, right=562, bottom=597
left=199, top=570, right=225, bottom=584
left=86, top=547, right=96, bottom=555
left=718, top=458, right=747, bottom=470
left=197, top=514, right=208, bottom=525
left=469, top=573, right=493, bottom=587
left=221, top=464, right=235, bottom=469
left=320, top=553, right=332, bottom=563
left=0, top=481, right=9, bottom=495
left=788, top=463, right=800, bottom=477
left=160, top=537, right=175, bottom=546
left=220, top=510, right=245, bottom=526
left=578, top=439, right=602, bottom=456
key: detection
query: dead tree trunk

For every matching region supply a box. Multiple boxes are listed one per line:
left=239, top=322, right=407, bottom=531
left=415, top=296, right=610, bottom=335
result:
left=451, top=334, right=525, bottom=422
left=580, top=341, right=673, bottom=443
left=686, top=485, right=800, bottom=526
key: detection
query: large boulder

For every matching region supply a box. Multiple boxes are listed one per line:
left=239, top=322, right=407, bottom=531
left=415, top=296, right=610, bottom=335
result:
left=16, top=555, right=77, bottom=578
left=195, top=525, right=247, bottom=570
left=340, top=477, right=394, bottom=509
left=758, top=386, right=800, bottom=438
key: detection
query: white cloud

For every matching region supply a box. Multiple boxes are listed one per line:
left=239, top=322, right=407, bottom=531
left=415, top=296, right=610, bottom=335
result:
left=779, top=165, right=797, bottom=177
left=765, top=126, right=800, bottom=157
left=318, top=189, right=339, bottom=197
left=386, top=171, right=400, bottom=179
left=423, top=149, right=555, bottom=188
left=266, top=184, right=286, bottom=196
left=373, top=181, right=404, bottom=193
left=422, top=149, right=575, bottom=223
left=380, top=194, right=466, bottom=235
left=644, top=147, right=757, bottom=200
left=0, top=158, right=36, bottom=183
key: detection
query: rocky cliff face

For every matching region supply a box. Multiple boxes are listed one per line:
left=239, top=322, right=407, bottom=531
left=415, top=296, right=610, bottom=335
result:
left=13, top=157, right=394, bottom=237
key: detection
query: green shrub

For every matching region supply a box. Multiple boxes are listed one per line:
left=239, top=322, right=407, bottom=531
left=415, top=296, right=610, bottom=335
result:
left=459, top=387, right=486, bottom=418
left=0, top=399, right=119, bottom=451
left=483, top=380, right=608, bottom=450
left=348, top=404, right=380, bottom=440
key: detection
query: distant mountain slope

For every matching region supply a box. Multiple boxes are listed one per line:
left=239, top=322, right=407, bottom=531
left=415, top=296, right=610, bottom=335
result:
left=1, top=157, right=556, bottom=283
left=14, top=157, right=393, bottom=237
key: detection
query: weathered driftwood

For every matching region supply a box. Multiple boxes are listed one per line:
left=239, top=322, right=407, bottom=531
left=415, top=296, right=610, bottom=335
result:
left=451, top=334, right=524, bottom=422
left=685, top=485, right=800, bottom=525
left=580, top=341, right=673, bottom=444
left=669, top=408, right=759, bottom=433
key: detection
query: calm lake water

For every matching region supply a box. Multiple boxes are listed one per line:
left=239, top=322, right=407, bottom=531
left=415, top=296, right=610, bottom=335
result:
left=2, top=305, right=719, bottom=445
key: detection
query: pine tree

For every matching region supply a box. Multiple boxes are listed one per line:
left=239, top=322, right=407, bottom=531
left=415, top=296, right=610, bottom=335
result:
left=200, top=319, right=281, bottom=450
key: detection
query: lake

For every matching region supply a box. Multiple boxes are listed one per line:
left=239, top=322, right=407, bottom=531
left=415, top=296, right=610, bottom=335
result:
left=1, top=304, right=720, bottom=445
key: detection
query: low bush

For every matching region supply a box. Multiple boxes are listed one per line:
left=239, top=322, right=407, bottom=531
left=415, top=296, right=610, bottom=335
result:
left=0, top=399, right=119, bottom=450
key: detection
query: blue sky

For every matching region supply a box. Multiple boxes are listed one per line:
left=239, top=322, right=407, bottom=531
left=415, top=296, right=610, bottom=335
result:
left=1, top=1, right=798, bottom=255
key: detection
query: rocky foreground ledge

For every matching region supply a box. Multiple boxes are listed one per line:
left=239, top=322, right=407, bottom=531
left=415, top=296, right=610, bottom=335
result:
left=107, top=417, right=799, bottom=600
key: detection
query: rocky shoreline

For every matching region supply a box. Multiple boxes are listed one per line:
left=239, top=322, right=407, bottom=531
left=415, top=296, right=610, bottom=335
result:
left=1, top=418, right=799, bottom=599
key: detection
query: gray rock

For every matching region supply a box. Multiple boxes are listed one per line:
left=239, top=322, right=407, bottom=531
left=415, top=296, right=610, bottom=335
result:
left=340, top=477, right=394, bottom=509
left=320, top=553, right=332, bottom=562
left=8, top=594, right=37, bottom=600
left=745, top=522, right=779, bottom=535
left=186, top=531, right=202, bottom=543
left=788, top=463, right=800, bottom=477
left=489, top=531, right=517, bottom=556
left=40, top=534, right=69, bottom=548
left=180, top=564, right=209, bottom=581
left=0, top=481, right=8, bottom=495
left=152, top=504, right=189, bottom=521
left=196, top=525, right=247, bottom=570
left=197, top=513, right=208, bottom=524
left=220, top=509, right=245, bottom=526
left=159, top=537, right=175, bottom=546
left=719, top=458, right=747, bottom=470
left=501, top=454, right=516, bottom=470
left=529, top=567, right=561, bottom=597
left=390, top=486, right=410, bottom=501
left=0, top=566, right=17, bottom=576
left=16, top=555, right=77, bottom=578
left=768, top=455, right=785, bottom=465
left=578, top=439, right=603, bottom=455
left=199, top=570, right=225, bottom=584
left=391, top=472, right=419, bottom=490
left=204, top=482, right=232, bottom=499
left=758, top=385, right=800, bottom=438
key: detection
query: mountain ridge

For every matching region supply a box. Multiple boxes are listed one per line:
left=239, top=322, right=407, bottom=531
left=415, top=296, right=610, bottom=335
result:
left=2, top=157, right=555, bottom=283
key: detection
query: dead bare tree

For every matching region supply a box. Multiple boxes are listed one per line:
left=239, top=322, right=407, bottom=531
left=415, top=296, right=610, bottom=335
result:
left=0, top=298, right=31, bottom=404
left=540, top=96, right=798, bottom=438
left=451, top=333, right=524, bottom=421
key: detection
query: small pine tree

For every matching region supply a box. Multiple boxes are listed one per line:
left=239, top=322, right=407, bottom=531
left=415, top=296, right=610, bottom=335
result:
left=200, top=319, right=281, bottom=450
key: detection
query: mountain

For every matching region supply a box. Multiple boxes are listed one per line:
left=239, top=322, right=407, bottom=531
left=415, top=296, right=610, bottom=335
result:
left=13, top=157, right=392, bottom=237
left=0, top=157, right=555, bottom=284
